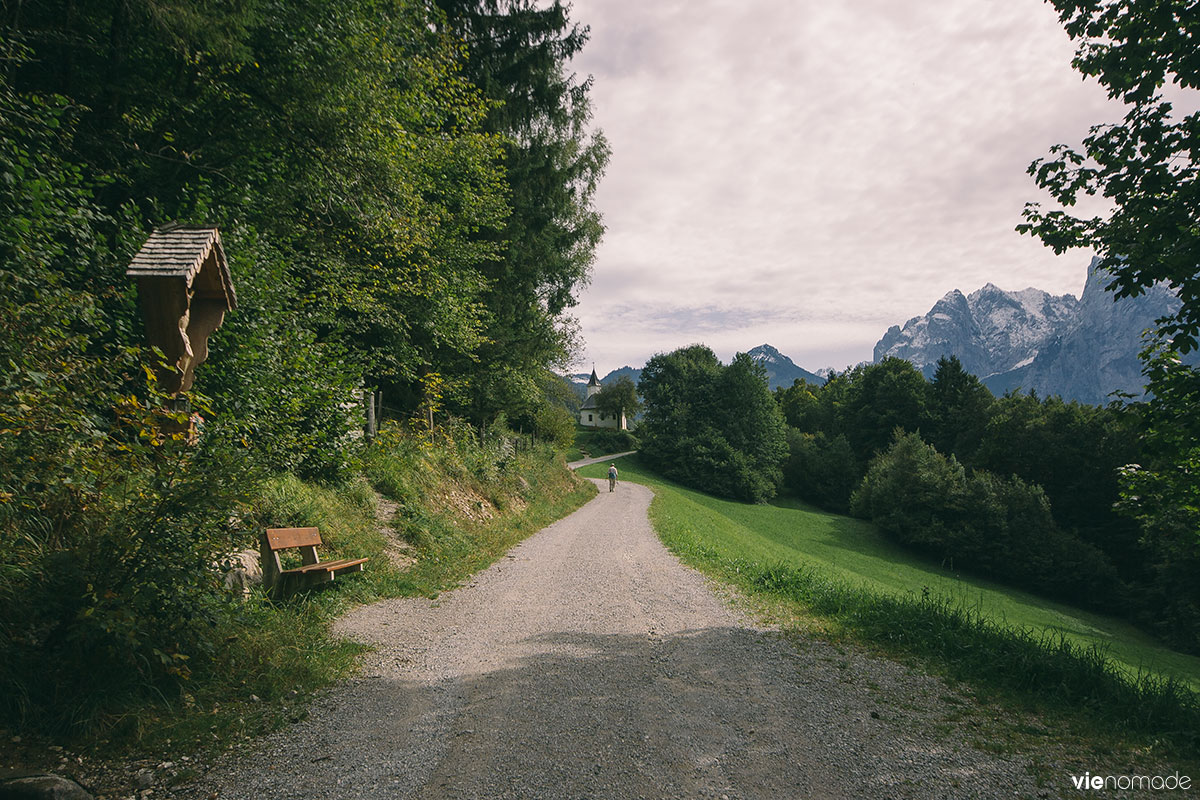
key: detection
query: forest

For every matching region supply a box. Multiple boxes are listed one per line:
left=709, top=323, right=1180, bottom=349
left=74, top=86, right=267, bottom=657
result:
left=0, top=0, right=604, bottom=733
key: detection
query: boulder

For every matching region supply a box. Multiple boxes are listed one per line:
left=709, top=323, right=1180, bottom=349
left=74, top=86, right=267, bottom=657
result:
left=222, top=548, right=262, bottom=598
left=0, top=773, right=93, bottom=800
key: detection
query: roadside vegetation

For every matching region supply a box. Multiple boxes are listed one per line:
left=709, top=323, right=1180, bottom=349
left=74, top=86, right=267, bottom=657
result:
left=566, top=425, right=640, bottom=463
left=581, top=456, right=1200, bottom=759
left=3, top=421, right=592, bottom=762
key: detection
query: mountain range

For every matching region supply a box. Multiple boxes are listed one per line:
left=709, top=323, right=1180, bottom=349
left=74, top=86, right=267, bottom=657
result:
left=873, top=257, right=1181, bottom=404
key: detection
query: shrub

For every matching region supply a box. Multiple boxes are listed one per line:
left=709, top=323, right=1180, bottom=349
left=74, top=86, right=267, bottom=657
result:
left=852, top=432, right=1123, bottom=610
left=0, top=386, right=262, bottom=732
left=0, top=85, right=265, bottom=732
left=532, top=403, right=576, bottom=450
left=588, top=427, right=639, bottom=455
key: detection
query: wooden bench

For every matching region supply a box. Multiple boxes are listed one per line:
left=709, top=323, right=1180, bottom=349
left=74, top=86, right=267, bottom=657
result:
left=260, top=527, right=368, bottom=598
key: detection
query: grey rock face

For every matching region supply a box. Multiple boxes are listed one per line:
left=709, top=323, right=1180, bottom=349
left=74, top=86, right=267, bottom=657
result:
left=874, top=289, right=995, bottom=377
left=873, top=258, right=1180, bottom=403
left=222, top=548, right=262, bottom=598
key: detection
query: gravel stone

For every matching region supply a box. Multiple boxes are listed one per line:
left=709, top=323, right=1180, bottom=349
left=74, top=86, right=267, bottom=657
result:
left=177, top=479, right=1043, bottom=799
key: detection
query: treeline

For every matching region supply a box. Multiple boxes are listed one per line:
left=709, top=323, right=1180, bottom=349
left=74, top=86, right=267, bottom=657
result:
left=780, top=357, right=1140, bottom=605
left=0, top=0, right=604, bottom=731
left=638, top=348, right=1198, bottom=654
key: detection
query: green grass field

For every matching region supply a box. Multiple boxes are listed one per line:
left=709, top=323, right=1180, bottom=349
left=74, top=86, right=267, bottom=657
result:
left=580, top=456, right=1200, bottom=692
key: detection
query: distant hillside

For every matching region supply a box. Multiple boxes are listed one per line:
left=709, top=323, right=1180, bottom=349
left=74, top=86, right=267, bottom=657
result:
left=746, top=344, right=826, bottom=391
left=601, top=366, right=643, bottom=385
left=564, top=366, right=644, bottom=401
left=873, top=258, right=1181, bottom=404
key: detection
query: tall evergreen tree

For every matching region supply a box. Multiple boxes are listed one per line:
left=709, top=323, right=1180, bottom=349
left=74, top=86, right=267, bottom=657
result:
left=927, top=355, right=993, bottom=459
left=434, top=0, right=610, bottom=423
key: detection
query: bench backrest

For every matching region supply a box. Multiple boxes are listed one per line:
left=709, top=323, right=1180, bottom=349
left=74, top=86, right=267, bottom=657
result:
left=264, top=527, right=322, bottom=551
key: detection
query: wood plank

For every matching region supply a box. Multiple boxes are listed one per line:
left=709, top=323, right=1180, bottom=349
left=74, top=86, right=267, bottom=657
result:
left=281, top=557, right=368, bottom=575
left=265, top=527, right=322, bottom=550
left=325, top=558, right=368, bottom=572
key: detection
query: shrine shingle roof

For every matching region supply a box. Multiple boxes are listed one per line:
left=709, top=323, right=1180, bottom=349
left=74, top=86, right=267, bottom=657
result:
left=126, top=225, right=236, bottom=307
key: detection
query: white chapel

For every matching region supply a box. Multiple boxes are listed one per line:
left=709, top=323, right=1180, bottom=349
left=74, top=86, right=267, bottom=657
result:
left=578, top=368, right=627, bottom=430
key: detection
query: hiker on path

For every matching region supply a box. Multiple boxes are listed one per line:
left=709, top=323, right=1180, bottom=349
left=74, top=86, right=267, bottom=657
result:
left=608, top=463, right=618, bottom=492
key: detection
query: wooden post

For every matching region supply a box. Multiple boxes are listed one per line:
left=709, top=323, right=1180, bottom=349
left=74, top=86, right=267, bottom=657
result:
left=364, top=389, right=376, bottom=440
left=375, top=390, right=383, bottom=429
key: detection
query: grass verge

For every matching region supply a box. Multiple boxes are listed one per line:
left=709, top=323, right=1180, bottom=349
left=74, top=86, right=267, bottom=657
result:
left=581, top=456, right=1200, bottom=762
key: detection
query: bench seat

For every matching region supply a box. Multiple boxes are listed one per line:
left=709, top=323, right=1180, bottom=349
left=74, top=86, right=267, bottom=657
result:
left=261, top=527, right=369, bottom=598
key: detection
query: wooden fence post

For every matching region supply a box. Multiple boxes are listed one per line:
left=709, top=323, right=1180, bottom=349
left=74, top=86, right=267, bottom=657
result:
left=364, top=389, right=376, bottom=440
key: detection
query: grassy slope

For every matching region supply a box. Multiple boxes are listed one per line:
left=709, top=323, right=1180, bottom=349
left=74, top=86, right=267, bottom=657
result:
left=580, top=456, right=1200, bottom=691
left=564, top=426, right=601, bottom=462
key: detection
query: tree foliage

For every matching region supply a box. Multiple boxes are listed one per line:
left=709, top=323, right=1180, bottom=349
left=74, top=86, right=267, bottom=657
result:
left=433, top=0, right=609, bottom=423
left=596, top=375, right=642, bottom=425
left=1020, top=0, right=1200, bottom=350
left=770, top=355, right=1200, bottom=643
left=782, top=430, right=859, bottom=513
left=638, top=346, right=787, bottom=503
left=851, top=433, right=1121, bottom=609
left=1020, top=0, right=1200, bottom=647
left=927, top=355, right=992, bottom=460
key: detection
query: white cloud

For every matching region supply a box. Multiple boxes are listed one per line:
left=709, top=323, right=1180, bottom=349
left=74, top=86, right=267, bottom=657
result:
left=566, top=0, right=1125, bottom=373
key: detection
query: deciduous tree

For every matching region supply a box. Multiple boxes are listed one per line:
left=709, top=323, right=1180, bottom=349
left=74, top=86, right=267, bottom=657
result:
left=596, top=375, right=641, bottom=426
left=638, top=347, right=785, bottom=502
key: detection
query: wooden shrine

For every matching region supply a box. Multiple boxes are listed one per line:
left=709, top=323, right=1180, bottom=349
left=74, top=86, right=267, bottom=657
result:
left=125, top=225, right=237, bottom=393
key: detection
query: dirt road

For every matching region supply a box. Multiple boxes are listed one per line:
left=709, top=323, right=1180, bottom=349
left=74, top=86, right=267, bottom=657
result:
left=184, top=479, right=1041, bottom=799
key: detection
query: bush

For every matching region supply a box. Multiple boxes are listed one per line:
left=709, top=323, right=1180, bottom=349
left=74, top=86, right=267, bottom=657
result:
left=588, top=427, right=640, bottom=455
left=0, top=85, right=265, bottom=732
left=532, top=403, right=577, bottom=450
left=852, top=432, right=1122, bottom=609
left=0, top=388, right=262, bottom=732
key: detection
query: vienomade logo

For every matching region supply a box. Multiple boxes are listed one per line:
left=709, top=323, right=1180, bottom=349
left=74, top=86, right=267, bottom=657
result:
left=1070, top=772, right=1191, bottom=791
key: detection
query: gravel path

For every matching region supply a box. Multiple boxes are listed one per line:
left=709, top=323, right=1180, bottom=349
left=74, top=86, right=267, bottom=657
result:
left=566, top=451, right=637, bottom=470
left=181, top=479, right=1044, bottom=800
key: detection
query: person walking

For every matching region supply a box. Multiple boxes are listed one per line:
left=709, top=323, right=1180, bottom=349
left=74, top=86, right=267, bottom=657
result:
left=607, top=463, right=618, bottom=492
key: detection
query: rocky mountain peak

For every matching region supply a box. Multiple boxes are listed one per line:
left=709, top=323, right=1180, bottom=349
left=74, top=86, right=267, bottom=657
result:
left=747, top=344, right=825, bottom=390
left=747, top=343, right=784, bottom=362
left=873, top=257, right=1181, bottom=403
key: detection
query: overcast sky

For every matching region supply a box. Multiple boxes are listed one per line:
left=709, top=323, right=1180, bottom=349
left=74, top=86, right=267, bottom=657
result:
left=564, top=0, right=1126, bottom=374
